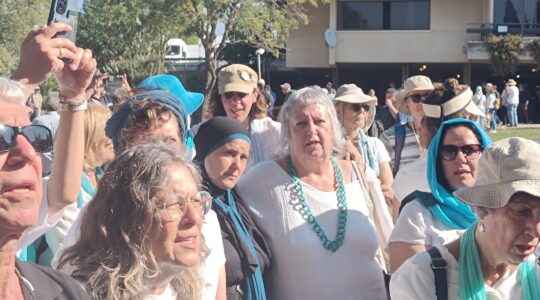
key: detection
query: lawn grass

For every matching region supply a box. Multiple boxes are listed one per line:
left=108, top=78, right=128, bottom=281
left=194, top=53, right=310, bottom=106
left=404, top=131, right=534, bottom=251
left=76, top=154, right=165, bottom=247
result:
left=487, top=126, right=540, bottom=142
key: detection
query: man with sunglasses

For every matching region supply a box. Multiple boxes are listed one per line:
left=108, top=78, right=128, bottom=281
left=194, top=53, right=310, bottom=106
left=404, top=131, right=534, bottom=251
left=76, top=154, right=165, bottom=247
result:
left=392, top=75, right=434, bottom=174
left=1, top=22, right=95, bottom=298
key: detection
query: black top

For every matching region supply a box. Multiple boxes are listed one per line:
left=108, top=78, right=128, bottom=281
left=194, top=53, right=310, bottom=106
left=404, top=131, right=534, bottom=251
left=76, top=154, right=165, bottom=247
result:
left=16, top=260, right=89, bottom=300
left=214, top=189, right=271, bottom=300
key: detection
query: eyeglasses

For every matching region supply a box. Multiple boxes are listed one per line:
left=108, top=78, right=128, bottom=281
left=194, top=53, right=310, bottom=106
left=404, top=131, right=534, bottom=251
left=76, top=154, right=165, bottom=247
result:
left=439, top=144, right=483, bottom=161
left=407, top=94, right=426, bottom=103
left=351, top=103, right=370, bottom=112
left=0, top=124, right=53, bottom=153
left=223, top=91, right=249, bottom=99
left=159, top=191, right=212, bottom=222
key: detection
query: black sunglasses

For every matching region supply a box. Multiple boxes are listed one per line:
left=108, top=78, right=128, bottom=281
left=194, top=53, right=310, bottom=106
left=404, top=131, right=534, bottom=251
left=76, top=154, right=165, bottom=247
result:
left=0, top=124, right=53, bottom=153
left=439, top=144, right=483, bottom=161
left=223, top=91, right=249, bottom=99
left=351, top=103, right=370, bottom=112
left=407, top=94, right=425, bottom=103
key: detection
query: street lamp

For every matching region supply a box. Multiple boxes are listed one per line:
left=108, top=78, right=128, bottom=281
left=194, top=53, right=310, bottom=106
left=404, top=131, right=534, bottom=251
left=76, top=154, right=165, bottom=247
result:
left=255, top=48, right=265, bottom=79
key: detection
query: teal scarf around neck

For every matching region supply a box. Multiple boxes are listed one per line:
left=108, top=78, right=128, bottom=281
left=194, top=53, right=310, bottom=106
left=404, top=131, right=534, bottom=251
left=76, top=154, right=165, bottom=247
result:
left=426, top=119, right=492, bottom=230
left=459, top=222, right=540, bottom=300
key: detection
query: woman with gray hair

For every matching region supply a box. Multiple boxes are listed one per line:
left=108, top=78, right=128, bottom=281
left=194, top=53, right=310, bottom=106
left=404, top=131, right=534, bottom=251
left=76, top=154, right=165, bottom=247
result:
left=237, top=87, right=392, bottom=299
left=58, top=143, right=210, bottom=299
left=390, top=137, right=540, bottom=300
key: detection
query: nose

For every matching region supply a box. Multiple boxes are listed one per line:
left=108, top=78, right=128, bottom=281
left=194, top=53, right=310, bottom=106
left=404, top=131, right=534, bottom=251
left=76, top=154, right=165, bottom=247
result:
left=6, top=135, right=38, bottom=167
left=179, top=201, right=203, bottom=229
left=455, top=149, right=468, bottom=163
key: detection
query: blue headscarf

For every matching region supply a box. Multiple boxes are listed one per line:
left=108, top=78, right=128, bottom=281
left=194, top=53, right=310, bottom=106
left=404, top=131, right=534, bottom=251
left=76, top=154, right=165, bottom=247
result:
left=105, top=90, right=189, bottom=152
left=426, top=118, right=492, bottom=230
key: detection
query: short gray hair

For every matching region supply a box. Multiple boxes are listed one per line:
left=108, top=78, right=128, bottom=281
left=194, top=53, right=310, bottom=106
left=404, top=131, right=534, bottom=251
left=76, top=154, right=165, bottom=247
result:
left=277, top=87, right=344, bottom=157
left=44, top=91, right=61, bottom=111
left=0, top=77, right=26, bottom=105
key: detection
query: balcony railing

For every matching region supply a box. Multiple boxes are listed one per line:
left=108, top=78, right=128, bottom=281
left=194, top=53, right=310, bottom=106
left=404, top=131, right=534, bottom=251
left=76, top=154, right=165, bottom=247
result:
left=467, top=23, right=540, bottom=41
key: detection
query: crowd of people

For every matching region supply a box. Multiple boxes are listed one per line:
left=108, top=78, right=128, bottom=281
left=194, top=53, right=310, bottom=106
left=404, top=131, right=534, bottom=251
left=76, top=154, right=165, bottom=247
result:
left=1, top=22, right=539, bottom=300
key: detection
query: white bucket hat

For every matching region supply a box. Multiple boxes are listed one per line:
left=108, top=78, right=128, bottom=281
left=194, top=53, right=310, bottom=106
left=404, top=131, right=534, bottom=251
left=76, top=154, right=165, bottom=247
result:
left=333, top=84, right=377, bottom=130
left=422, top=86, right=485, bottom=119
left=454, top=137, right=540, bottom=208
left=395, top=75, right=434, bottom=114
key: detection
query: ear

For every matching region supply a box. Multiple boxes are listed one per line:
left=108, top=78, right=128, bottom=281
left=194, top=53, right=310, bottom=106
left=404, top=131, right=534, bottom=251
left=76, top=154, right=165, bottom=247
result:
left=472, top=206, right=489, bottom=219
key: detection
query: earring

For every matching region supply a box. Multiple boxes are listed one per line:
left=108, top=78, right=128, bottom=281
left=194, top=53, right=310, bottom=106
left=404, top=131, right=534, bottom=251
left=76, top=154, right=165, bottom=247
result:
left=479, top=223, right=485, bottom=233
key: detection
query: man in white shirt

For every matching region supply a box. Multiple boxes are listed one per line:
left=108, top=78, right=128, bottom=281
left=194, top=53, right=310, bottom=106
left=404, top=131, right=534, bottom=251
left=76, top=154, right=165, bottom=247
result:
left=506, top=78, right=520, bottom=127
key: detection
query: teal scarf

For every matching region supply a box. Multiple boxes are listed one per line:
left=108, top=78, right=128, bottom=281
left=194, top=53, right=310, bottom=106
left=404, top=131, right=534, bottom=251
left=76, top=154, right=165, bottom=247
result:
left=426, top=119, right=491, bottom=230
left=357, top=130, right=380, bottom=177
left=459, top=222, right=540, bottom=299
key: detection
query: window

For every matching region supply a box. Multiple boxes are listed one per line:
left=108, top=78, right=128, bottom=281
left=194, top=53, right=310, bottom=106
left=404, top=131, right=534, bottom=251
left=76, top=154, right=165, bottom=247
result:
left=337, top=0, right=430, bottom=30
left=493, top=0, right=540, bottom=24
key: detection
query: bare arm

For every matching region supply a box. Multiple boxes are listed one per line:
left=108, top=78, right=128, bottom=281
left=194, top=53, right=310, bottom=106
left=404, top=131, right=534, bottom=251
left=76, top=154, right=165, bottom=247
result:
left=378, top=161, right=399, bottom=223
left=386, top=97, right=399, bottom=119
left=215, top=265, right=227, bottom=300
left=388, top=242, right=427, bottom=273
left=12, top=23, right=96, bottom=216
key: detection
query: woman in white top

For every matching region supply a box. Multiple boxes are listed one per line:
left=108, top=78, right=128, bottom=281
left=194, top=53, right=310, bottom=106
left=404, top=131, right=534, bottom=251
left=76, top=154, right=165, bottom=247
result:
left=333, top=84, right=397, bottom=219
left=391, top=138, right=540, bottom=300
left=472, top=86, right=486, bottom=129
left=197, top=64, right=281, bottom=170
left=388, top=118, right=491, bottom=272
left=238, top=87, right=392, bottom=300
left=485, top=83, right=498, bottom=133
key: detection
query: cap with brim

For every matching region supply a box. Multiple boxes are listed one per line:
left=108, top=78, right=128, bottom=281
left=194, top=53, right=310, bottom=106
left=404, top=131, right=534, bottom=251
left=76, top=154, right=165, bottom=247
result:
left=423, top=86, right=485, bottom=119
left=395, top=75, right=434, bottom=114
left=138, top=74, right=204, bottom=114
left=280, top=83, right=291, bottom=89
left=508, top=79, right=517, bottom=86
left=333, top=84, right=377, bottom=130
left=218, top=64, right=258, bottom=94
left=454, top=138, right=540, bottom=208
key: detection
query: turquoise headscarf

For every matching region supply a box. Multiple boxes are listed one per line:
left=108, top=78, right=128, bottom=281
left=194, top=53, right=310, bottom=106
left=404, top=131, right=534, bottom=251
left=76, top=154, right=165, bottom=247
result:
left=426, top=118, right=492, bottom=230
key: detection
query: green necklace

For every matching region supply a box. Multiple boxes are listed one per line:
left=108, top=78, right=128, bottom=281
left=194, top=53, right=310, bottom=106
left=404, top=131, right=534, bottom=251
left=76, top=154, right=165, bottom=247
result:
left=287, top=155, right=348, bottom=252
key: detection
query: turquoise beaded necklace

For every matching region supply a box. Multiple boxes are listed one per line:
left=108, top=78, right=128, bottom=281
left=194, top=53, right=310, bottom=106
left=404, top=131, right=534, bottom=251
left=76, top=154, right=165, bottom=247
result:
left=287, top=155, right=348, bottom=252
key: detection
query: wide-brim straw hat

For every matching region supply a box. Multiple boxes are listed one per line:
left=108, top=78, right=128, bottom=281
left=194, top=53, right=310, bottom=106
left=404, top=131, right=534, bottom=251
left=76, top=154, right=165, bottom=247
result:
left=333, top=84, right=377, bottom=130
left=454, top=138, right=540, bottom=208
left=395, top=75, right=435, bottom=114
left=422, top=86, right=485, bottom=118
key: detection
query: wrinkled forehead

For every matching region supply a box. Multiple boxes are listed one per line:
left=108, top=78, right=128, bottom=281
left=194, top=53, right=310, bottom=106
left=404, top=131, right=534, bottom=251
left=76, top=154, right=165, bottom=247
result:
left=0, top=101, right=30, bottom=126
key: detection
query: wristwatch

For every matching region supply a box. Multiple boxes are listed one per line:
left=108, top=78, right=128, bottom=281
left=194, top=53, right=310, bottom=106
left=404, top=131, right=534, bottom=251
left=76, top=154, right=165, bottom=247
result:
left=59, top=95, right=88, bottom=112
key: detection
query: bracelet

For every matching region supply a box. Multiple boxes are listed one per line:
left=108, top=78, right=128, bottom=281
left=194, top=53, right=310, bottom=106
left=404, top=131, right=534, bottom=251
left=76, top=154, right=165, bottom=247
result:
left=59, top=95, right=87, bottom=112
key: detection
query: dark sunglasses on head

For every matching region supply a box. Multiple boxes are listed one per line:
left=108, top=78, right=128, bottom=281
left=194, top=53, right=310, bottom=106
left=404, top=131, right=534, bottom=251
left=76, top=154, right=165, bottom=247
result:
left=408, top=94, right=425, bottom=103
left=0, top=124, right=53, bottom=153
left=351, top=103, right=370, bottom=112
left=223, top=91, right=249, bottom=99
left=439, top=144, right=483, bottom=161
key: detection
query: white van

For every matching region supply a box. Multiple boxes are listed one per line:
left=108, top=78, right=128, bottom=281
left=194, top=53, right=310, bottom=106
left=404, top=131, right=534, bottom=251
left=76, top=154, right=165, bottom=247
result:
left=165, top=38, right=187, bottom=60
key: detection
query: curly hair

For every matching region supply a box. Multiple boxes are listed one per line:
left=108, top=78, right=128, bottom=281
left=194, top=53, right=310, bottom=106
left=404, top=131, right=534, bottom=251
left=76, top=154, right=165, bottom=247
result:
left=119, top=99, right=182, bottom=153
left=58, top=143, right=207, bottom=300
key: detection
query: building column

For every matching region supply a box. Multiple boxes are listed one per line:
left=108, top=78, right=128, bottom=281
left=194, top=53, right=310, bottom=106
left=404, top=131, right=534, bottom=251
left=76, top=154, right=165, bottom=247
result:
left=487, top=0, right=494, bottom=23
left=329, top=1, right=337, bottom=67
left=463, top=63, right=472, bottom=85
left=401, top=64, right=410, bottom=82
left=331, top=67, right=339, bottom=86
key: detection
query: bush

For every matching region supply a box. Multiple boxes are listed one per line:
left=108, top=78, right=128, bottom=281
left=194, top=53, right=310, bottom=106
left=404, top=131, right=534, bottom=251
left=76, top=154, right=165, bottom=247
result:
left=486, top=34, right=524, bottom=77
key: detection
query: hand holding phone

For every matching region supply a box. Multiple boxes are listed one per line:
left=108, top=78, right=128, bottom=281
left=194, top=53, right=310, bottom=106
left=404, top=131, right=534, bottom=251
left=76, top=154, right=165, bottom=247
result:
left=47, top=0, right=80, bottom=43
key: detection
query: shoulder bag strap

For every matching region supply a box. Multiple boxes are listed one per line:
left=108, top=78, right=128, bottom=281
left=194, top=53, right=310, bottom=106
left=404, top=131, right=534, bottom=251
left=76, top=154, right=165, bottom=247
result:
left=427, top=247, right=448, bottom=300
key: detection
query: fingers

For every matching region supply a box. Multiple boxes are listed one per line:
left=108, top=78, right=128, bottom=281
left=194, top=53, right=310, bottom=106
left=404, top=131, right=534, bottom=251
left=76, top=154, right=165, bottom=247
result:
left=41, top=22, right=73, bottom=39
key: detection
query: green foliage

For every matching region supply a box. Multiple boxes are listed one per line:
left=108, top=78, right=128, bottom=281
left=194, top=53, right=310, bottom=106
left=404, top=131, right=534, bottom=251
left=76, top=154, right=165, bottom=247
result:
left=77, top=0, right=188, bottom=84
left=486, top=34, right=524, bottom=77
left=527, top=38, right=540, bottom=67
left=0, top=0, right=50, bottom=76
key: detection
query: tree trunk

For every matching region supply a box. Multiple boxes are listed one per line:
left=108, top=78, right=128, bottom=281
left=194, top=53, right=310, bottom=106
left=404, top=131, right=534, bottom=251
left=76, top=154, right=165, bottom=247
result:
left=201, top=51, right=217, bottom=119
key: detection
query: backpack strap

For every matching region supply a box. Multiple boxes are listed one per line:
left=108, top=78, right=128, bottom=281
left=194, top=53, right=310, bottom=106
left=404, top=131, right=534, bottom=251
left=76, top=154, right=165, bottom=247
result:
left=427, top=247, right=448, bottom=300
left=399, top=190, right=437, bottom=215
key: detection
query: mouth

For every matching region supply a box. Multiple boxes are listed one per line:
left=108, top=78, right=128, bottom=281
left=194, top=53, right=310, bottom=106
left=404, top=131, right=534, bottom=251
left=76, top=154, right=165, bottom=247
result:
left=306, top=140, right=320, bottom=148
left=514, top=244, right=537, bottom=256
left=1, top=181, right=37, bottom=194
left=175, top=233, right=200, bottom=251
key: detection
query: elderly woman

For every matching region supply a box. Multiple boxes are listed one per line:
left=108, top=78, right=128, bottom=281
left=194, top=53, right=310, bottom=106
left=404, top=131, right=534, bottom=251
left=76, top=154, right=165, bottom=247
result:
left=237, top=87, right=393, bottom=299
left=53, top=87, right=227, bottom=300
left=196, top=64, right=281, bottom=170
left=194, top=116, right=271, bottom=300
left=333, top=84, right=396, bottom=217
left=388, top=118, right=491, bottom=272
left=391, top=137, right=540, bottom=299
left=58, top=143, right=210, bottom=299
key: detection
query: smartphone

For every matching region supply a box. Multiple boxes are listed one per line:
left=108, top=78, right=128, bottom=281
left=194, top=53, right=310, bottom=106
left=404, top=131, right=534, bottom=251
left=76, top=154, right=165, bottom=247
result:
left=47, top=0, right=79, bottom=43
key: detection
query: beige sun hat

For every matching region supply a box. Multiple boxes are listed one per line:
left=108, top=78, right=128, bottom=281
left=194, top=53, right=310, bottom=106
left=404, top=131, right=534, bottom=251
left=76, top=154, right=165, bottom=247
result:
left=422, top=85, right=485, bottom=118
left=333, top=84, right=377, bottom=130
left=218, top=64, right=258, bottom=94
left=395, top=75, right=435, bottom=114
left=454, top=138, right=540, bottom=208
left=507, top=79, right=517, bottom=86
